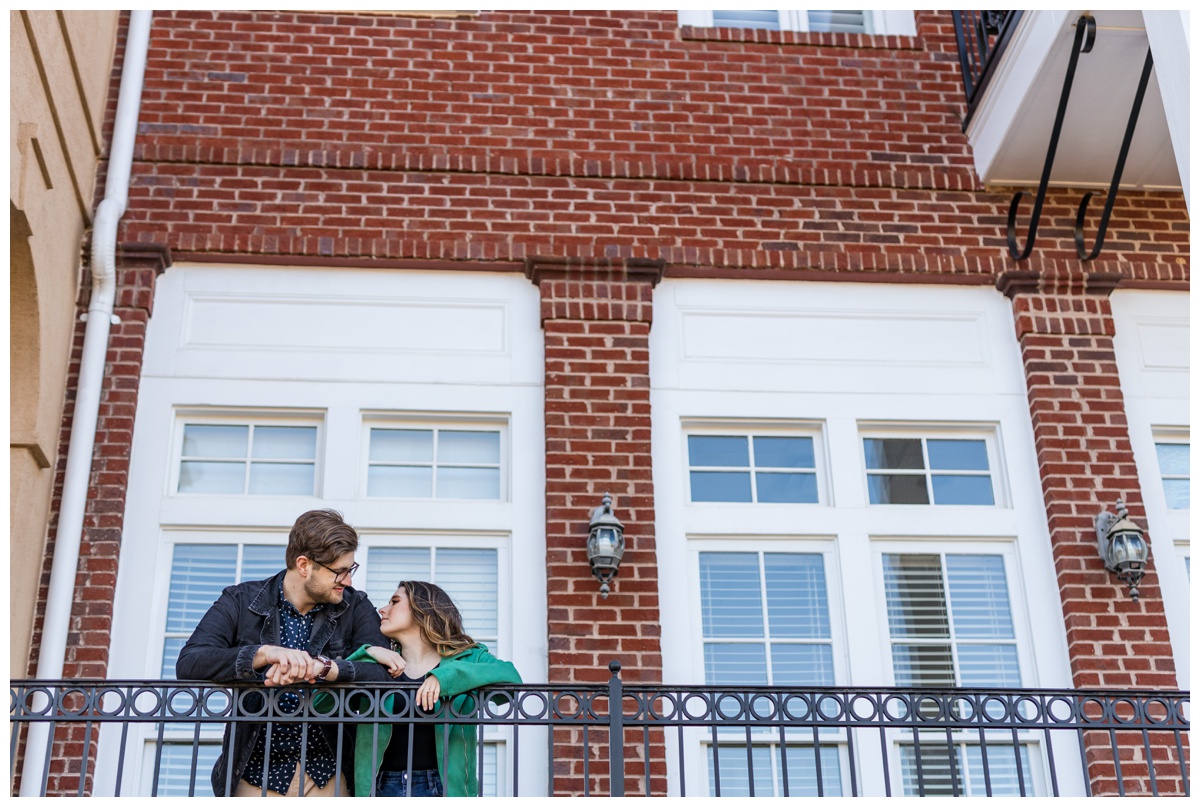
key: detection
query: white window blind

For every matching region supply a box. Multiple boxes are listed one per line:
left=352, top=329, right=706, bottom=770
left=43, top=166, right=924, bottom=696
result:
left=163, top=544, right=285, bottom=678
left=367, top=428, right=501, bottom=500
left=705, top=10, right=870, bottom=33
left=883, top=553, right=1020, bottom=688
left=707, top=743, right=842, bottom=796
left=699, top=552, right=833, bottom=686
left=178, top=423, right=317, bottom=495
left=149, top=743, right=223, bottom=797
left=901, top=742, right=1034, bottom=797
left=864, top=437, right=995, bottom=505
left=1155, top=442, right=1190, bottom=509
left=365, top=546, right=499, bottom=647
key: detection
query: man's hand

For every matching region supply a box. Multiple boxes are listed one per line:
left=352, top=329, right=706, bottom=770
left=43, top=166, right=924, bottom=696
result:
left=364, top=645, right=406, bottom=678
left=255, top=646, right=317, bottom=686
left=416, top=674, right=441, bottom=711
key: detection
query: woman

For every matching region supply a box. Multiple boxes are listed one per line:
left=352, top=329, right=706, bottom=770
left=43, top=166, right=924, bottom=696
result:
left=345, top=581, right=521, bottom=797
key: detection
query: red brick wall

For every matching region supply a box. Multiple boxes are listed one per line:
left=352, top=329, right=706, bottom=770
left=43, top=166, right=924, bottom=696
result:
left=532, top=258, right=665, bottom=795
left=1001, top=272, right=1186, bottom=794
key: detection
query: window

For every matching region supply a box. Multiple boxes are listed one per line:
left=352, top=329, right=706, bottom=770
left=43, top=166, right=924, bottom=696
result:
left=688, top=434, right=819, bottom=504
left=366, top=425, right=502, bottom=500
left=900, top=743, right=1035, bottom=797
left=364, top=545, right=500, bottom=649
left=882, top=553, right=1020, bottom=688
left=678, top=10, right=916, bottom=35
left=1155, top=440, right=1190, bottom=509
left=177, top=421, right=318, bottom=495
left=699, top=552, right=834, bottom=686
left=707, top=743, right=842, bottom=797
left=162, top=543, right=285, bottom=677
left=864, top=436, right=995, bottom=505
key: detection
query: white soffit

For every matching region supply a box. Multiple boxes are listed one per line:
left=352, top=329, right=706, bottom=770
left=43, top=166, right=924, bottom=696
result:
left=966, top=10, right=1180, bottom=191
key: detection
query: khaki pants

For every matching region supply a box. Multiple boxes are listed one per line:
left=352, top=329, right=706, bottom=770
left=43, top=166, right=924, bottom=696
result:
left=234, top=771, right=346, bottom=797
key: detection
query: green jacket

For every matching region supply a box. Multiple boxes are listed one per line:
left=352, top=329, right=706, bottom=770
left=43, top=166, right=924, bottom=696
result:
left=341, top=643, right=521, bottom=797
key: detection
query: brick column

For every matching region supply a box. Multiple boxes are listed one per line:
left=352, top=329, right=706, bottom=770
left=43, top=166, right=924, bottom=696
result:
left=19, top=245, right=170, bottom=797
left=526, top=256, right=667, bottom=796
left=999, top=270, right=1187, bottom=796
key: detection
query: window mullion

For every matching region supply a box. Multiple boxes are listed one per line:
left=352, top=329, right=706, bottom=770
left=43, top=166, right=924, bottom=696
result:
left=748, top=436, right=758, bottom=504
left=758, top=552, right=771, bottom=684
left=941, top=553, right=963, bottom=687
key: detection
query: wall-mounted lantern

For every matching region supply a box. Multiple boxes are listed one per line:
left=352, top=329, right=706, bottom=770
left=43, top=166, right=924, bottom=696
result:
left=1095, top=498, right=1150, bottom=601
left=587, top=493, right=625, bottom=598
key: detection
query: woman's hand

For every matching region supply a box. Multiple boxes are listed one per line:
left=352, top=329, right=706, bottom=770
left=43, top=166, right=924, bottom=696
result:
left=416, top=674, right=441, bottom=711
left=364, top=645, right=406, bottom=678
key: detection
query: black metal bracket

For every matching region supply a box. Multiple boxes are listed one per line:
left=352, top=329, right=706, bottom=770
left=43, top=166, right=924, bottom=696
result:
left=1074, top=48, right=1155, bottom=260
left=1007, top=14, right=1096, bottom=261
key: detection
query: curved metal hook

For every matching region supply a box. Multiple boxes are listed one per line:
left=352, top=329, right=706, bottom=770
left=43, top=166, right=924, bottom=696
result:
left=1075, top=48, right=1155, bottom=261
left=1007, top=14, right=1096, bottom=261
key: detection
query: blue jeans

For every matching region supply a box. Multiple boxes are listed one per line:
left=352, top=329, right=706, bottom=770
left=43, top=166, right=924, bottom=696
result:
left=377, top=769, right=443, bottom=797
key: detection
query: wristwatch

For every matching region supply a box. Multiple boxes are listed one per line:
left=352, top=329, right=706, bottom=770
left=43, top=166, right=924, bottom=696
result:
left=314, top=655, right=334, bottom=682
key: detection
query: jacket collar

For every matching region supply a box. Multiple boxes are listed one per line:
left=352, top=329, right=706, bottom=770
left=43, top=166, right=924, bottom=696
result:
left=247, top=568, right=351, bottom=619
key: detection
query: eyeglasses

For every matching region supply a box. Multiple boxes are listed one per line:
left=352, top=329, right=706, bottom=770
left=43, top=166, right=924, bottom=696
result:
left=312, top=559, right=359, bottom=583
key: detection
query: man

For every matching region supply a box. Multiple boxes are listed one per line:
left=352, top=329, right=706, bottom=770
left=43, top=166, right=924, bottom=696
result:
left=176, top=509, right=391, bottom=797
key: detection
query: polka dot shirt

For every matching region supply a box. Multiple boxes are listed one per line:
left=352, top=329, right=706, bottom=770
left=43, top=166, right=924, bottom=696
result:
left=242, top=584, right=337, bottom=794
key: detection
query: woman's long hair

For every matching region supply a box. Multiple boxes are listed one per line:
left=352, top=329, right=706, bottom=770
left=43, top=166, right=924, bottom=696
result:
left=399, top=580, right=477, bottom=657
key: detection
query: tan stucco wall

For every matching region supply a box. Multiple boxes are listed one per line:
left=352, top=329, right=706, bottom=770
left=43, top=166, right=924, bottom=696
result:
left=10, top=10, right=119, bottom=678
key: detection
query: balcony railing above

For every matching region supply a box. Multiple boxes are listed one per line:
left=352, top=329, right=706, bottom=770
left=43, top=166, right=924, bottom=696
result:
left=953, top=11, right=1023, bottom=129
left=10, top=665, right=1190, bottom=797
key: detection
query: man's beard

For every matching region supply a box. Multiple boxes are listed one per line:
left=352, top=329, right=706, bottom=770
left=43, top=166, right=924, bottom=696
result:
left=305, top=576, right=342, bottom=604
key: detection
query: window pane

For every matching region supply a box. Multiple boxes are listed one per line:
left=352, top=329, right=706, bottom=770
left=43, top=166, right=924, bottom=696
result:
left=366, top=547, right=431, bottom=607
left=770, top=644, right=835, bottom=686
left=756, top=472, right=818, bottom=503
left=892, top=644, right=956, bottom=687
left=930, top=475, right=994, bottom=505
left=1155, top=442, right=1190, bottom=476
left=883, top=555, right=949, bottom=637
left=153, top=743, right=223, bottom=797
left=179, top=461, right=245, bottom=494
left=864, top=438, right=924, bottom=470
left=779, top=744, right=843, bottom=797
left=251, top=426, right=317, bottom=459
left=164, top=545, right=239, bottom=676
left=901, top=742, right=964, bottom=796
left=700, top=553, right=764, bottom=638
left=927, top=439, right=989, bottom=471
left=367, top=465, right=433, bottom=498
left=946, top=555, right=1014, bottom=639
left=753, top=437, right=814, bottom=469
left=182, top=424, right=247, bottom=458
left=705, top=643, right=767, bottom=686
left=691, top=471, right=752, bottom=502
left=689, top=436, right=749, bottom=467
left=707, top=742, right=773, bottom=797
left=965, top=744, right=1033, bottom=796
left=764, top=554, right=829, bottom=639
left=867, top=474, right=929, bottom=504
left=1163, top=479, right=1190, bottom=509
left=435, top=548, right=499, bottom=641
left=712, top=10, right=780, bottom=30
left=957, top=644, right=1021, bottom=688
left=437, top=467, right=500, bottom=499
left=807, top=10, right=867, bottom=33
left=369, top=429, right=434, bottom=462
left=242, top=545, right=286, bottom=583
left=438, top=430, right=500, bottom=464
left=248, top=462, right=314, bottom=495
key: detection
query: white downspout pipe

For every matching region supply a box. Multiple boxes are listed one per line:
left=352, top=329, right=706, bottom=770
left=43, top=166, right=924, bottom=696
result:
left=20, top=10, right=152, bottom=796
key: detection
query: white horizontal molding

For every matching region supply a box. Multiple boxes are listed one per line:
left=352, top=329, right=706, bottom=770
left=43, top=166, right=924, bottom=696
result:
left=182, top=292, right=508, bottom=355
left=679, top=308, right=988, bottom=367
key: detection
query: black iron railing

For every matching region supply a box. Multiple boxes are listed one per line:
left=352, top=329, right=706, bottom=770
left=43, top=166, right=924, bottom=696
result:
left=953, top=11, right=1023, bottom=128
left=10, top=664, right=1190, bottom=797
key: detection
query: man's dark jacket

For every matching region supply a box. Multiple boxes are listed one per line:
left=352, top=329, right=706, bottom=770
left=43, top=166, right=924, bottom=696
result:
left=175, top=570, right=390, bottom=796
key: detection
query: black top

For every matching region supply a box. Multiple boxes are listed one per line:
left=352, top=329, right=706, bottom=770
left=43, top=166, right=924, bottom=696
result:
left=382, top=672, right=439, bottom=773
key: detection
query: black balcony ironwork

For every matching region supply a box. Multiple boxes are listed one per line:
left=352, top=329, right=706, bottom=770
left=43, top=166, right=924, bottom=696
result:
left=953, top=11, right=1022, bottom=129
left=10, top=663, right=1190, bottom=797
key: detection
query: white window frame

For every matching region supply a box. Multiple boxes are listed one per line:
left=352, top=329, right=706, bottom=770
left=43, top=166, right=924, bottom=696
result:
left=684, top=421, right=829, bottom=507
left=685, top=536, right=849, bottom=797
left=169, top=409, right=325, bottom=498
left=677, top=10, right=916, bottom=36
left=360, top=412, right=509, bottom=502
left=858, top=424, right=1008, bottom=508
left=870, top=539, right=1046, bottom=797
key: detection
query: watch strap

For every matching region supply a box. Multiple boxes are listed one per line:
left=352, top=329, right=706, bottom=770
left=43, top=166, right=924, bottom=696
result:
left=315, top=655, right=333, bottom=681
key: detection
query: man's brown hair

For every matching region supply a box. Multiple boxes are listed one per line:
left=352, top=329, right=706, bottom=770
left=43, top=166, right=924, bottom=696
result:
left=286, top=509, right=359, bottom=569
